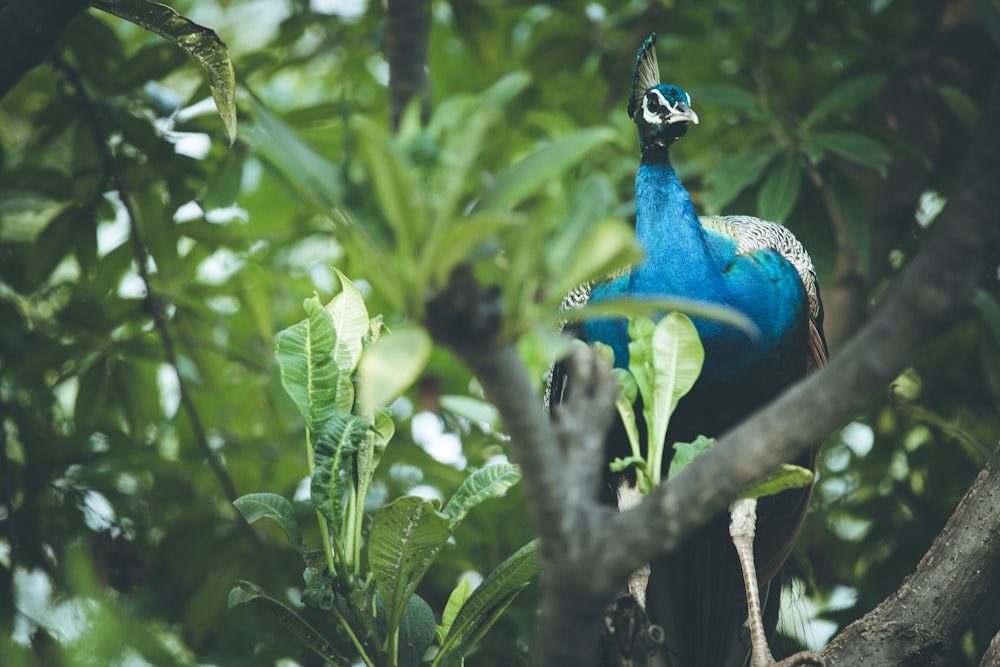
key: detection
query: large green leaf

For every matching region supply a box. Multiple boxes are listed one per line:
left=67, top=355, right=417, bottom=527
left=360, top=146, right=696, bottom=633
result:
left=434, top=540, right=539, bottom=667
left=275, top=297, right=341, bottom=430
left=92, top=0, right=236, bottom=144
left=629, top=314, right=705, bottom=485
left=756, top=152, right=801, bottom=223
left=359, top=325, right=432, bottom=413
left=232, top=493, right=307, bottom=553
left=703, top=145, right=777, bottom=213
left=563, top=296, right=759, bottom=339
left=369, top=496, right=452, bottom=639
left=326, top=269, right=369, bottom=375
left=243, top=97, right=344, bottom=213
left=429, top=72, right=532, bottom=224
left=326, top=269, right=369, bottom=411
left=443, top=463, right=521, bottom=528
left=689, top=83, right=758, bottom=112
left=310, top=412, right=370, bottom=527
left=228, top=581, right=350, bottom=666
left=422, top=211, right=524, bottom=287
left=351, top=115, right=425, bottom=257
left=548, top=218, right=643, bottom=307
left=809, top=131, right=891, bottom=176
left=398, top=594, right=437, bottom=667
left=474, top=127, right=617, bottom=212
left=802, top=74, right=887, bottom=129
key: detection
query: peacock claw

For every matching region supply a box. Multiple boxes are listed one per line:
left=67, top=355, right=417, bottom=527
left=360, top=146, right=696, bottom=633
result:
left=775, top=650, right=825, bottom=666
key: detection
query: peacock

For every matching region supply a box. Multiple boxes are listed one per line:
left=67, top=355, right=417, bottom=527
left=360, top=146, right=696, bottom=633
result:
left=546, top=34, right=827, bottom=667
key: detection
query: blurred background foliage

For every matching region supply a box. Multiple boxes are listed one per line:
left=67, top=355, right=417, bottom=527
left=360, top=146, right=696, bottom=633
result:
left=1, top=0, right=999, bottom=665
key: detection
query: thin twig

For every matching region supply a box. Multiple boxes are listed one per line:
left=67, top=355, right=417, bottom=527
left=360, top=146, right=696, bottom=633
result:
left=54, top=58, right=247, bottom=511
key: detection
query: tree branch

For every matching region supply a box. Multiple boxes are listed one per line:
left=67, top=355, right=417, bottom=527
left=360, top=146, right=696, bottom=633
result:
left=980, top=628, right=1000, bottom=667
left=823, top=442, right=1000, bottom=664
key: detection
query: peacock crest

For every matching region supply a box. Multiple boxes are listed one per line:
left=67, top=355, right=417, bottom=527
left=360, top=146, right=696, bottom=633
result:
left=627, top=33, right=699, bottom=150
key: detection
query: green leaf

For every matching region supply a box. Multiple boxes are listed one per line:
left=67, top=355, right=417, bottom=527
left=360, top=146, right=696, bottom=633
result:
left=437, top=577, right=474, bottom=643
left=759, top=0, right=797, bottom=47
left=244, top=97, right=343, bottom=212
left=301, top=570, right=336, bottom=611
left=423, top=211, right=523, bottom=287
left=629, top=314, right=705, bottom=485
left=938, top=84, right=980, bottom=129
left=802, top=74, right=887, bottom=129
left=358, top=408, right=395, bottom=489
left=703, top=146, right=777, bottom=213
left=92, top=0, right=236, bottom=144
left=398, top=594, right=437, bottom=667
left=0, top=193, right=70, bottom=243
left=439, top=394, right=500, bottom=425
left=326, top=269, right=369, bottom=411
left=435, top=540, right=539, bottom=667
left=359, top=325, right=432, bottom=412
left=475, top=127, right=617, bottom=212
left=443, top=463, right=521, bottom=527
left=233, top=493, right=307, bottom=553
left=200, top=146, right=243, bottom=209
left=689, top=83, right=758, bottom=112
left=310, top=412, right=370, bottom=526
left=739, top=463, right=814, bottom=499
left=975, top=0, right=1000, bottom=47
left=327, top=269, right=369, bottom=375
left=972, top=289, right=1000, bottom=345
left=549, top=218, right=643, bottom=306
left=669, top=435, right=716, bottom=479
left=369, top=496, right=451, bottom=638
left=756, top=153, right=801, bottom=223
left=808, top=131, right=891, bottom=176
left=430, top=72, right=532, bottom=224
left=351, top=115, right=425, bottom=255
left=227, top=581, right=350, bottom=666
left=561, top=296, right=759, bottom=339
left=275, top=297, right=341, bottom=430
left=611, top=367, right=643, bottom=466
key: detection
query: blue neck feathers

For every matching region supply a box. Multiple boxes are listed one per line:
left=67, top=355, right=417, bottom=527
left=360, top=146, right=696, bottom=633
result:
left=631, top=147, right=727, bottom=304
left=584, top=144, right=807, bottom=379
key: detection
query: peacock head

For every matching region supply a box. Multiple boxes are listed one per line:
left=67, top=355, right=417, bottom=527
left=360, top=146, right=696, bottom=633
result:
left=627, top=33, right=699, bottom=150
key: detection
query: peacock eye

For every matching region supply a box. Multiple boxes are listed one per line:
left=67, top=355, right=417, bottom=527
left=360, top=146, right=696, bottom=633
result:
left=646, top=93, right=663, bottom=112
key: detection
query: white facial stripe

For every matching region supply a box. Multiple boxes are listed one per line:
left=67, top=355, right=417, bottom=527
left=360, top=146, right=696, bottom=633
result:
left=642, top=88, right=675, bottom=124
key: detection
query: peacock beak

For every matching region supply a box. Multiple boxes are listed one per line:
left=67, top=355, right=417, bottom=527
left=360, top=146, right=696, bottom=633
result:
left=669, top=102, right=699, bottom=125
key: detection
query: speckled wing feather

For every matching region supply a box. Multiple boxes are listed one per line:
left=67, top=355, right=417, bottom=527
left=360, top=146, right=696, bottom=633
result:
left=700, top=215, right=822, bottom=322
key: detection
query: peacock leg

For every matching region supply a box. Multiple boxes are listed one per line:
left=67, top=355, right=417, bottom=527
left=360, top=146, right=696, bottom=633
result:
left=729, top=498, right=826, bottom=667
left=729, top=497, right=775, bottom=667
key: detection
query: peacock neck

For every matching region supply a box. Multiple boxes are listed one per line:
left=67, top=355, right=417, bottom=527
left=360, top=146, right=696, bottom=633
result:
left=631, top=146, right=725, bottom=301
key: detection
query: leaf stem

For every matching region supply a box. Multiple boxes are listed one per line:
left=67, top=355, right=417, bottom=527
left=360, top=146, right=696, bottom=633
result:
left=307, top=427, right=337, bottom=576
left=330, top=603, right=376, bottom=667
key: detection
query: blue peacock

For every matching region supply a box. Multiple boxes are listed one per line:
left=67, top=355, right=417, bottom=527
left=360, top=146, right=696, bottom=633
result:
left=547, top=34, right=827, bottom=666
